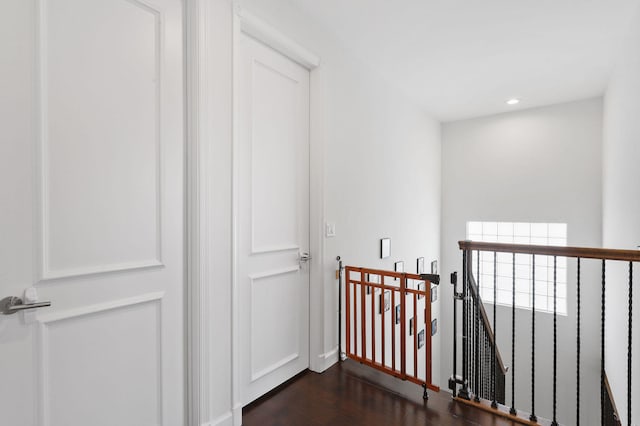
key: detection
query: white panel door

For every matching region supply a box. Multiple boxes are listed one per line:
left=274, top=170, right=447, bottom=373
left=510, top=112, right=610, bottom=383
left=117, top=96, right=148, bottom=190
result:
left=237, top=33, right=310, bottom=405
left=0, top=0, right=184, bottom=425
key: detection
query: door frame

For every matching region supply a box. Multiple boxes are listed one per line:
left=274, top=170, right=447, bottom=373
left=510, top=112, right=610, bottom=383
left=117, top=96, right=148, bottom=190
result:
left=186, top=3, right=327, bottom=426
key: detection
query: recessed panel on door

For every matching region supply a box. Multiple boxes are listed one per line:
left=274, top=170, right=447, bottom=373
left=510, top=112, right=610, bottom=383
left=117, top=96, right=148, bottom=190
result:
left=43, top=297, right=162, bottom=426
left=43, top=0, right=161, bottom=279
left=251, top=60, right=300, bottom=253
left=250, top=268, right=300, bottom=381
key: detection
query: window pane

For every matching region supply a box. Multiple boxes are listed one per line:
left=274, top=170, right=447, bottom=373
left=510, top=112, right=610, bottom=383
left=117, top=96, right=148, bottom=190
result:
left=497, top=262, right=512, bottom=277
left=531, top=223, right=548, bottom=238
left=497, top=290, right=511, bottom=305
left=483, top=222, right=498, bottom=236
left=557, top=257, right=567, bottom=269
left=516, top=278, right=530, bottom=293
left=481, top=261, right=494, bottom=275
left=498, top=222, right=513, bottom=236
left=556, top=283, right=567, bottom=298
left=514, top=222, right=530, bottom=236
left=531, top=236, right=548, bottom=245
left=549, top=223, right=567, bottom=239
left=535, top=294, right=548, bottom=311
left=497, top=276, right=511, bottom=290
left=468, top=221, right=482, bottom=235
left=557, top=298, right=567, bottom=315
left=483, top=291, right=495, bottom=303
left=515, top=292, right=530, bottom=307
left=515, top=264, right=531, bottom=279
left=549, top=238, right=566, bottom=246
left=466, top=220, right=567, bottom=315
left=498, top=234, right=514, bottom=243
left=481, top=251, right=494, bottom=262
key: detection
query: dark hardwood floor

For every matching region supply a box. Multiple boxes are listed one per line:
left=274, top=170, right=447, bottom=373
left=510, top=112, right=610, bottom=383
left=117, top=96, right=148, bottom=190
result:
left=243, top=360, right=519, bottom=426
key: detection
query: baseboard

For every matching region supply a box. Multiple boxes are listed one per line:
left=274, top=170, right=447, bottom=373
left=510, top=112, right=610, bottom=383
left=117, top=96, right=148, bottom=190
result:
left=205, top=407, right=236, bottom=426
left=232, top=403, right=242, bottom=426
left=311, top=347, right=339, bottom=373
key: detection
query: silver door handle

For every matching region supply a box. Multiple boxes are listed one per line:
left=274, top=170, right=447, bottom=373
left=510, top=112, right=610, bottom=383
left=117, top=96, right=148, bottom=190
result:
left=0, top=296, right=51, bottom=315
left=299, top=252, right=312, bottom=262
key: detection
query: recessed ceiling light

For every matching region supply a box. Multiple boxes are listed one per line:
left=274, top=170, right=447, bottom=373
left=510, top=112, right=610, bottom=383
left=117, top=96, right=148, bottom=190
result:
left=506, top=98, right=520, bottom=105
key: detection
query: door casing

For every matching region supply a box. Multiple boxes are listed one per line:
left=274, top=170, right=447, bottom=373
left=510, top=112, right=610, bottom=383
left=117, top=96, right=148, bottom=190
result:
left=185, top=4, right=327, bottom=426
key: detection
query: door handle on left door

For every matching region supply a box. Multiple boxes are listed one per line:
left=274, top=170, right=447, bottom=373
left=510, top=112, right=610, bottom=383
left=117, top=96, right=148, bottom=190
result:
left=0, top=296, right=51, bottom=315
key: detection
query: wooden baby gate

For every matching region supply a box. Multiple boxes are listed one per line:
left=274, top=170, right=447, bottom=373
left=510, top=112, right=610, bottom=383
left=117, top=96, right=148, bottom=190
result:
left=342, top=265, right=440, bottom=398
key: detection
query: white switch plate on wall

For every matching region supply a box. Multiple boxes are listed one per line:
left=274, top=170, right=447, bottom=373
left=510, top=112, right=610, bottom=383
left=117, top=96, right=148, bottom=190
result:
left=325, top=222, right=336, bottom=237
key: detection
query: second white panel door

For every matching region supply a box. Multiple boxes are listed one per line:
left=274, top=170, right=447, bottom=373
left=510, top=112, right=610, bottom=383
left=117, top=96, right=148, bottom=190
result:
left=237, top=32, right=311, bottom=406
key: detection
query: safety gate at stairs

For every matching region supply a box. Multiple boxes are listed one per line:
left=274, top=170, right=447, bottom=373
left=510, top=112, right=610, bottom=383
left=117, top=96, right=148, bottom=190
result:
left=340, top=265, right=440, bottom=398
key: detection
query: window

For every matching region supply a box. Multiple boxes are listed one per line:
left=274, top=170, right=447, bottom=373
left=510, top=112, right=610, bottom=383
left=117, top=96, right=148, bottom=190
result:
left=467, top=221, right=567, bottom=315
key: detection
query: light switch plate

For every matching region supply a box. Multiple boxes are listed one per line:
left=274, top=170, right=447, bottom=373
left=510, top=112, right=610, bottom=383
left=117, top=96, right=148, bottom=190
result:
left=325, top=222, right=336, bottom=237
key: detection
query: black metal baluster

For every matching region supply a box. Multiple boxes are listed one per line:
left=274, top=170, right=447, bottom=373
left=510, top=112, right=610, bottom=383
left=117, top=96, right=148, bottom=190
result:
left=472, top=281, right=476, bottom=395
left=477, top=249, right=481, bottom=296
left=552, top=256, right=558, bottom=426
left=474, top=251, right=481, bottom=402
left=510, top=252, right=517, bottom=415
left=492, top=251, right=498, bottom=409
left=464, top=264, right=468, bottom=393
left=467, top=261, right=471, bottom=397
left=460, top=249, right=470, bottom=400
left=601, top=260, right=606, bottom=426
left=468, top=250, right=473, bottom=398
left=454, top=251, right=463, bottom=398
left=577, top=257, right=581, bottom=426
left=484, top=327, right=488, bottom=397
left=530, top=254, right=537, bottom=423
left=480, top=323, right=483, bottom=398
left=628, top=262, right=633, bottom=426
left=469, top=287, right=473, bottom=395
left=480, top=324, right=483, bottom=399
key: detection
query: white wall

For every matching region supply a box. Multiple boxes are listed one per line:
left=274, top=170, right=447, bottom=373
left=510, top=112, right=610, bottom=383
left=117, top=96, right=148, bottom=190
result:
left=603, top=7, right=640, bottom=426
left=204, top=0, right=442, bottom=424
left=441, top=98, right=603, bottom=424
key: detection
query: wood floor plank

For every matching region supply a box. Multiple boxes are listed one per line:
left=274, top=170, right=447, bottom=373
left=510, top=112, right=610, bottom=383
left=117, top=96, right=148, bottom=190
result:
left=243, top=360, right=519, bottom=425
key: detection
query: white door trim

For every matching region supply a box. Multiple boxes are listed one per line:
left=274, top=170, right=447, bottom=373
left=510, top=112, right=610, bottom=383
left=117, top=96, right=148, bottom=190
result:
left=184, top=0, right=324, bottom=426
left=235, top=8, right=320, bottom=70
left=185, top=0, right=215, bottom=425
left=186, top=2, right=326, bottom=426
left=231, top=7, right=325, bottom=426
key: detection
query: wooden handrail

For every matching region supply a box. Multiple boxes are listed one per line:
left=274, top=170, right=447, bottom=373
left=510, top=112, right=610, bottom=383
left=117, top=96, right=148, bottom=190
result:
left=459, top=241, right=640, bottom=262
left=467, top=268, right=508, bottom=375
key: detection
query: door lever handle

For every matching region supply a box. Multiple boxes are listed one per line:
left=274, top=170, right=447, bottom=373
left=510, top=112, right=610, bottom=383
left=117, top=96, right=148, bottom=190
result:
left=0, top=296, right=51, bottom=315
left=299, top=252, right=312, bottom=263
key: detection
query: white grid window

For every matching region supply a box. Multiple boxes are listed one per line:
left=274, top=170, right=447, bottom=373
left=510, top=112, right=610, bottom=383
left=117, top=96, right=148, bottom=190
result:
left=467, top=222, right=567, bottom=315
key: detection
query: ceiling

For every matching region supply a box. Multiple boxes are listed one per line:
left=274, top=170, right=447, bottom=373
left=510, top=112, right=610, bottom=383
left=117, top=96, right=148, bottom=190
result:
left=289, top=0, right=640, bottom=121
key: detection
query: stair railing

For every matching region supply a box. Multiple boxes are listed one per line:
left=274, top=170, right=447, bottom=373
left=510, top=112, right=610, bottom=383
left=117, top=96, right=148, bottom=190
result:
left=450, top=250, right=507, bottom=405
left=453, top=240, right=639, bottom=425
